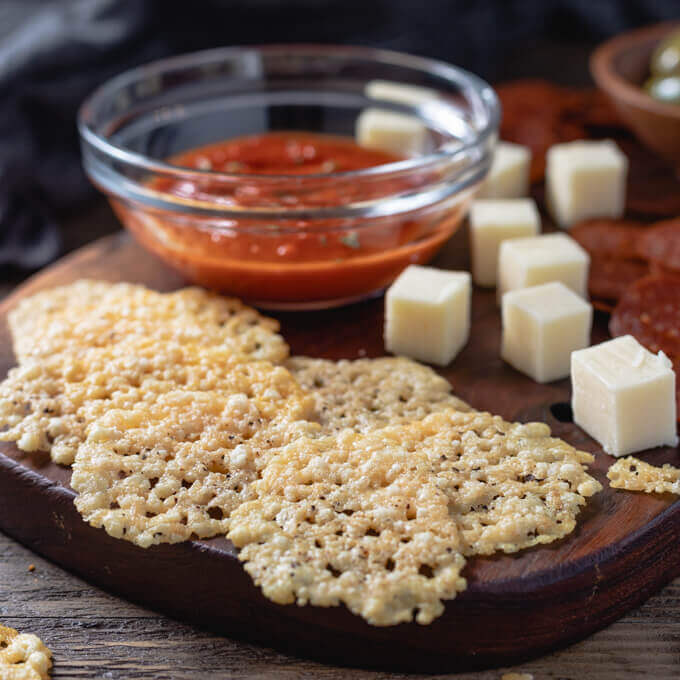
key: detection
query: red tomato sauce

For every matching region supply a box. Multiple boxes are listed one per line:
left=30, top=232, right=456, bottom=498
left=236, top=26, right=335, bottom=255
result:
left=115, top=132, right=465, bottom=306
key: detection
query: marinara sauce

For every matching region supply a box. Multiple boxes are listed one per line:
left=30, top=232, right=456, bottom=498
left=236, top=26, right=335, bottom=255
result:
left=115, top=132, right=466, bottom=306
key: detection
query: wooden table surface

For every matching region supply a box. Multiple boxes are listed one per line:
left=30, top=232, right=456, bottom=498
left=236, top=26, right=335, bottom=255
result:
left=2, top=204, right=680, bottom=679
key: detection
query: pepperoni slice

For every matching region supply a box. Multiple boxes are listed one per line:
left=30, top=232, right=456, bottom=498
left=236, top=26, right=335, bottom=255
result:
left=610, top=275, right=680, bottom=419
left=620, top=139, right=680, bottom=218
left=637, top=218, right=680, bottom=270
left=570, top=219, right=649, bottom=304
left=610, top=275, right=680, bottom=351
left=571, top=218, right=646, bottom=260
left=588, top=256, right=649, bottom=303
left=575, top=90, right=623, bottom=129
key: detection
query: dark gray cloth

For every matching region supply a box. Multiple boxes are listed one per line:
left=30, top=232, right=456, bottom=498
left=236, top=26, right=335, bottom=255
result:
left=1, top=0, right=678, bottom=270
left=0, top=0, right=159, bottom=268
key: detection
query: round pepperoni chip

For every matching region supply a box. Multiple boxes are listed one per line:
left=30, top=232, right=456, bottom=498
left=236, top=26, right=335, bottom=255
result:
left=636, top=218, right=680, bottom=270
left=588, top=256, right=649, bottom=303
left=610, top=275, right=680, bottom=357
left=571, top=218, right=646, bottom=260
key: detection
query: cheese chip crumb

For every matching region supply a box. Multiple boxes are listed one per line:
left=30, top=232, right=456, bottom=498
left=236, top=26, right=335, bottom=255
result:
left=229, top=408, right=600, bottom=625
left=8, top=280, right=288, bottom=364
left=607, top=456, right=680, bottom=495
left=0, top=625, right=52, bottom=680
left=286, top=356, right=471, bottom=433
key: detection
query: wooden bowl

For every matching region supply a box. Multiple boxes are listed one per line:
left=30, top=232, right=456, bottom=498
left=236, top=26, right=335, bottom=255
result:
left=590, top=21, right=680, bottom=167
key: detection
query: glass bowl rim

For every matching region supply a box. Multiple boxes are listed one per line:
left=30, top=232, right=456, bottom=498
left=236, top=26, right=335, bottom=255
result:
left=77, top=43, right=500, bottom=183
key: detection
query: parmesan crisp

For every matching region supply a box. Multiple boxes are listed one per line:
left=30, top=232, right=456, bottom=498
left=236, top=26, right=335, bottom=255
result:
left=0, top=625, right=52, bottom=680
left=286, top=357, right=471, bottom=433
left=2, top=279, right=290, bottom=465
left=229, top=408, right=600, bottom=626
left=9, top=280, right=288, bottom=364
left=71, top=367, right=317, bottom=548
left=608, top=456, right=680, bottom=495
left=423, top=410, right=601, bottom=556
left=229, top=425, right=468, bottom=627
left=0, top=341, right=300, bottom=466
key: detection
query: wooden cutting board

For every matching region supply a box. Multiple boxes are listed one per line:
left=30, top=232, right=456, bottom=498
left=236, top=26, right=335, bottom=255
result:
left=0, top=230, right=679, bottom=673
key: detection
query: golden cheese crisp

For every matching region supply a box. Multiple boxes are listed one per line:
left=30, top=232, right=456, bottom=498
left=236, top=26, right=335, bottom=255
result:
left=228, top=426, right=468, bottom=627
left=0, top=625, right=52, bottom=680
left=419, top=410, right=602, bottom=556
left=71, top=372, right=317, bottom=548
left=9, top=280, right=288, bottom=364
left=228, top=408, right=600, bottom=625
left=0, top=339, right=301, bottom=466
left=608, top=456, right=680, bottom=495
left=286, top=356, right=471, bottom=433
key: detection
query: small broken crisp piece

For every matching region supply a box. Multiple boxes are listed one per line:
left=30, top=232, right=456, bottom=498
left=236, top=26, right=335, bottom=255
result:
left=228, top=426, right=468, bottom=627
left=0, top=624, right=52, bottom=680
left=8, top=280, right=288, bottom=364
left=71, top=370, right=317, bottom=548
left=608, top=457, right=680, bottom=495
left=229, top=409, right=600, bottom=625
left=286, top=356, right=471, bottom=434
left=0, top=340, right=299, bottom=466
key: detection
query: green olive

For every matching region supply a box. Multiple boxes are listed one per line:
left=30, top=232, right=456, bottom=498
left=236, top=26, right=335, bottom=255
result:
left=644, top=75, right=680, bottom=104
left=650, top=29, right=680, bottom=76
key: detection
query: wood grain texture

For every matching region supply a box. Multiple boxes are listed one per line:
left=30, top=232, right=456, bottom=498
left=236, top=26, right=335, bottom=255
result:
left=1, top=231, right=680, bottom=675
left=2, top=529, right=680, bottom=680
left=3, top=528, right=679, bottom=680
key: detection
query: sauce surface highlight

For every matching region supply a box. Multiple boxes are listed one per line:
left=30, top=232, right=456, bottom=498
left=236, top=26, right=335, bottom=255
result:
left=170, top=132, right=403, bottom=175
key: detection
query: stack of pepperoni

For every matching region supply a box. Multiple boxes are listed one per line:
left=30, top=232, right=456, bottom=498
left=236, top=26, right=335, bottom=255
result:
left=496, top=79, right=622, bottom=182
left=497, top=80, right=680, bottom=418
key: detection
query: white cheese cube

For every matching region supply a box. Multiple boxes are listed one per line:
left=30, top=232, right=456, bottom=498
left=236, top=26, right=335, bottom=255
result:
left=571, top=335, right=678, bottom=457
left=546, top=139, right=628, bottom=228
left=497, top=233, right=590, bottom=302
left=469, top=198, right=541, bottom=287
left=385, top=265, right=471, bottom=366
left=365, top=80, right=438, bottom=106
left=477, top=142, right=531, bottom=199
left=501, top=282, right=592, bottom=383
left=355, top=109, right=427, bottom=156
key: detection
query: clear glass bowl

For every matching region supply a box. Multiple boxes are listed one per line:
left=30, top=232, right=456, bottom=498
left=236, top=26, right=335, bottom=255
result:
left=78, top=45, right=499, bottom=309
